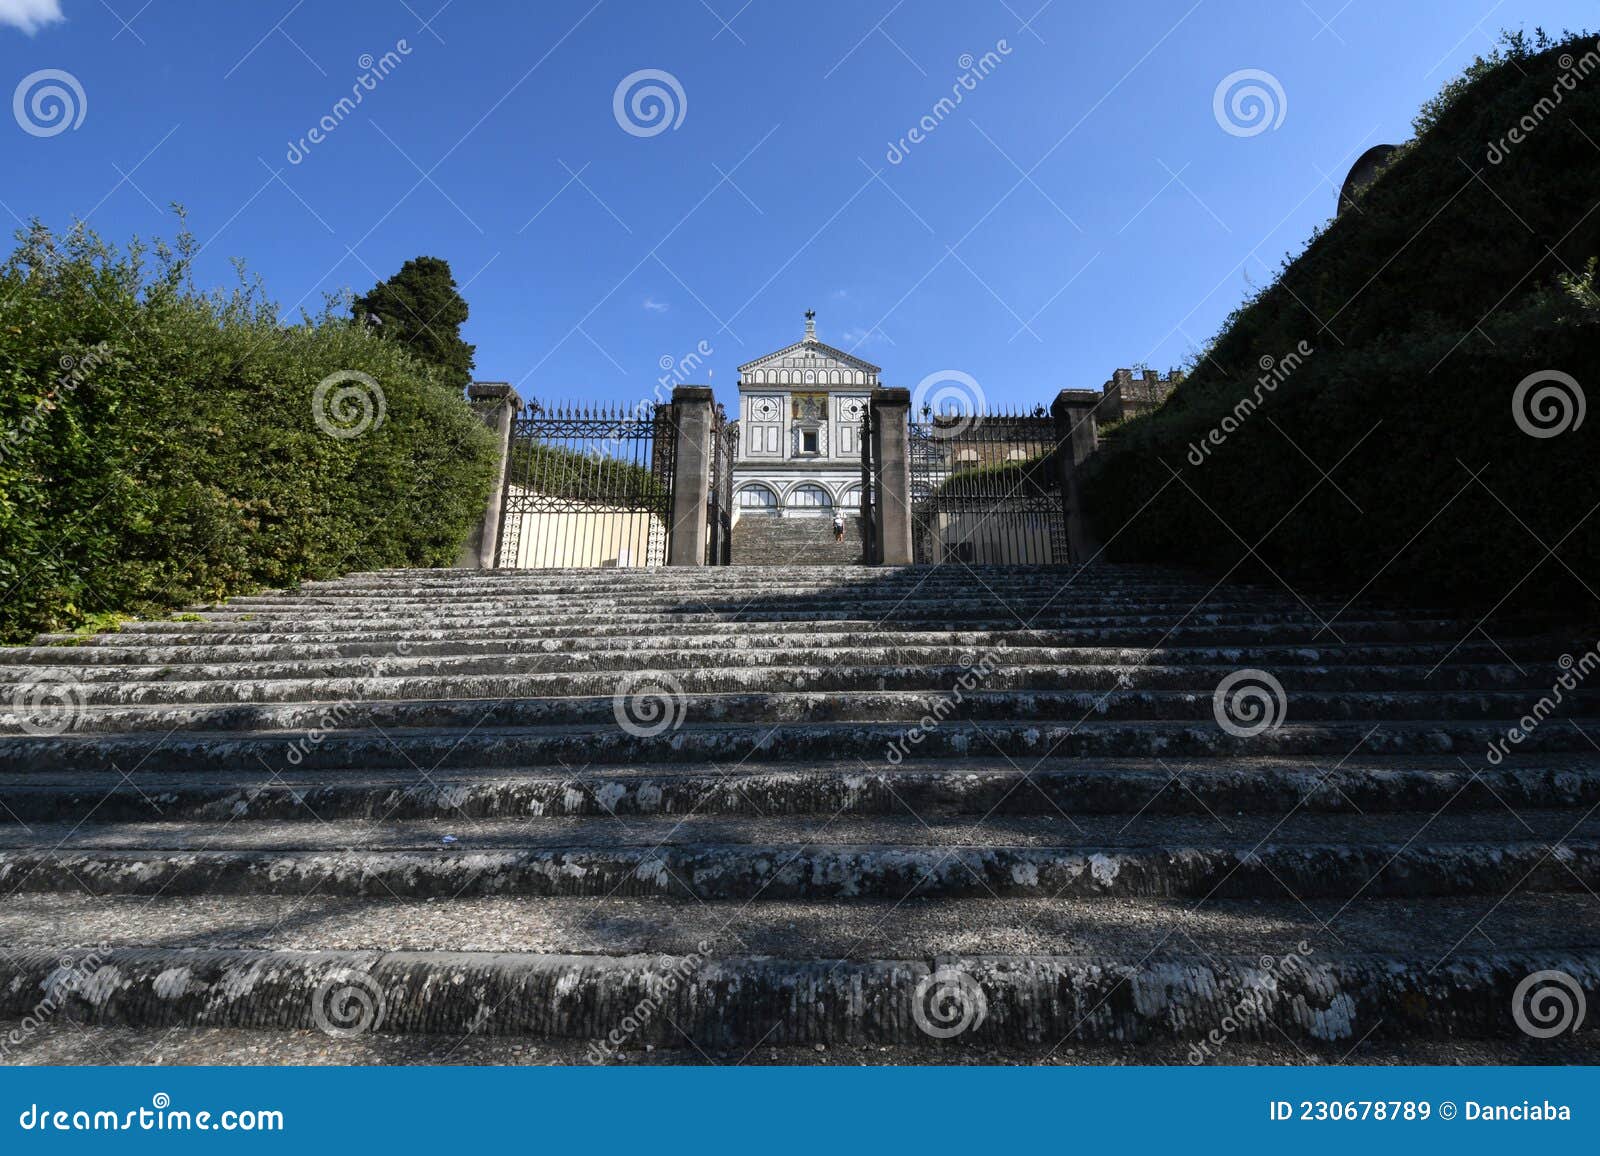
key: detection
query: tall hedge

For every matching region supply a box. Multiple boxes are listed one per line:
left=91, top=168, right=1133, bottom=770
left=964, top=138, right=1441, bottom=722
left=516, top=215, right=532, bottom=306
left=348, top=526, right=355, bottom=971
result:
left=1082, top=34, right=1600, bottom=611
left=0, top=221, right=499, bottom=642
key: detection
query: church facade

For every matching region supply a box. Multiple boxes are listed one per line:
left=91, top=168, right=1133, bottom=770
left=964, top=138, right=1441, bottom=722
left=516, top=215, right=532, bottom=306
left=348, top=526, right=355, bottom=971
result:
left=729, top=312, right=880, bottom=520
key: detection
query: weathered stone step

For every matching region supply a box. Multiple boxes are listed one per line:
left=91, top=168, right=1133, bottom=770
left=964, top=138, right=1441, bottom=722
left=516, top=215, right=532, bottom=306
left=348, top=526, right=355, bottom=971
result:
left=4, top=719, right=1593, bottom=774
left=209, top=587, right=1436, bottom=613
left=1, top=944, right=1593, bottom=1045
left=298, top=562, right=1198, bottom=587
left=26, top=622, right=1511, bottom=656
left=97, top=608, right=1463, bottom=639
left=8, top=687, right=1594, bottom=737
left=2, top=833, right=1595, bottom=899
left=0, top=645, right=1550, bottom=688
left=1, top=636, right=1558, bottom=669
left=0, top=661, right=1552, bottom=705
left=5, top=757, right=1594, bottom=822
left=5, top=808, right=1588, bottom=851
left=4, top=892, right=1587, bottom=960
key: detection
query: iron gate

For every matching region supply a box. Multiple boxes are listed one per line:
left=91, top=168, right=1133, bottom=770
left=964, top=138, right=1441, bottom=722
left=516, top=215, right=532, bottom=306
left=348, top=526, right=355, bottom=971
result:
left=909, top=409, right=1067, bottom=565
left=495, top=402, right=676, bottom=568
left=706, top=406, right=735, bottom=565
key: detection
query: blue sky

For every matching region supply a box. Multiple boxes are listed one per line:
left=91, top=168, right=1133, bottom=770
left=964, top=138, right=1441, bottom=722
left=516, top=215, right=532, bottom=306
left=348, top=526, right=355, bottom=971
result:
left=0, top=0, right=1592, bottom=412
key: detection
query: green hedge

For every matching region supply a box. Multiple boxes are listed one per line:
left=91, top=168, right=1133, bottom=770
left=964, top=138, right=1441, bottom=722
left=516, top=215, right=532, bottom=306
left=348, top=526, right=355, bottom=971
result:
left=0, top=222, right=499, bottom=642
left=506, top=441, right=668, bottom=506
left=1082, top=35, right=1600, bottom=610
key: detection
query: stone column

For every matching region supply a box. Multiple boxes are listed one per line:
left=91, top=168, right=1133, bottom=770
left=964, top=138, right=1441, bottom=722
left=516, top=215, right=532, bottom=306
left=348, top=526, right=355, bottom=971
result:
left=667, top=386, right=715, bottom=567
left=456, top=382, right=522, bottom=569
left=1051, top=388, right=1102, bottom=565
left=869, top=387, right=913, bottom=565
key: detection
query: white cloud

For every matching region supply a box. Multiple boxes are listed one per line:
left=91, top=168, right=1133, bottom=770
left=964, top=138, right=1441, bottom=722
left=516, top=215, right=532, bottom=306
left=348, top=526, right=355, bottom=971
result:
left=841, top=327, right=888, bottom=348
left=642, top=297, right=668, bottom=313
left=0, top=0, right=65, bottom=35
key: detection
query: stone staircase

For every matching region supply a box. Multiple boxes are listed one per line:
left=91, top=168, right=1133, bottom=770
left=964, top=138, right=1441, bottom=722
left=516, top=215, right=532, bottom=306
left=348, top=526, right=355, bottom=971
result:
left=1, top=563, right=1597, bottom=1062
left=731, top=513, right=863, bottom=565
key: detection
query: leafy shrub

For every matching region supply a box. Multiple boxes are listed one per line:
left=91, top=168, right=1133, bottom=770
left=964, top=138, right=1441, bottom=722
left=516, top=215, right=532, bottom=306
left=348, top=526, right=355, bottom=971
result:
left=1082, top=35, right=1600, bottom=612
left=0, top=220, right=498, bottom=642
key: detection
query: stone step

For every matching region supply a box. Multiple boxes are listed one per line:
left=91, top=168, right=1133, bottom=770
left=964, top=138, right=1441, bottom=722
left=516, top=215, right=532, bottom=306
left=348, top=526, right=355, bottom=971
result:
left=3, top=757, right=1593, bottom=822
left=103, top=605, right=1450, bottom=633
left=3, top=831, right=1595, bottom=901
left=6, top=560, right=1592, bottom=1057
left=730, top=514, right=864, bottom=566
left=222, top=586, right=1420, bottom=609
left=0, top=637, right=1558, bottom=668
left=1, top=943, right=1593, bottom=1045
left=0, top=660, right=1547, bottom=701
left=7, top=686, right=1595, bottom=737
left=4, top=891, right=1587, bottom=959
left=3, top=719, right=1590, bottom=774
left=4, top=808, right=1589, bottom=851
left=28, top=617, right=1515, bottom=647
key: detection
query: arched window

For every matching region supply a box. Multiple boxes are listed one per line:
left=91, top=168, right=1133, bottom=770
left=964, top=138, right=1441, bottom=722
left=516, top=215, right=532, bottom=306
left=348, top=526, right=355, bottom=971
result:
left=831, top=370, right=841, bottom=384
left=804, top=370, right=816, bottom=383
left=737, top=484, right=779, bottom=511
left=839, top=485, right=863, bottom=509
left=788, top=484, right=833, bottom=509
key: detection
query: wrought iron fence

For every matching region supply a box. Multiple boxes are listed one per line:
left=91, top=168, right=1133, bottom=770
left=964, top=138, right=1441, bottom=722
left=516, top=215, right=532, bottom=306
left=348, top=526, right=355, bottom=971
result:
left=707, top=407, right=735, bottom=565
left=908, top=409, right=1066, bottom=565
left=496, top=402, right=676, bottom=568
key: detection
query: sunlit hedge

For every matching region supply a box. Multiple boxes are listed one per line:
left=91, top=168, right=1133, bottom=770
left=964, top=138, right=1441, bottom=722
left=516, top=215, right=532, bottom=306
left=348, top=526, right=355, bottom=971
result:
left=0, top=221, right=498, bottom=641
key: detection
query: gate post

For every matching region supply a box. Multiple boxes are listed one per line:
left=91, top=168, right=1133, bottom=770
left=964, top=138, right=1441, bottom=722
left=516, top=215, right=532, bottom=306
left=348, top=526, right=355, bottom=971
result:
left=456, top=382, right=522, bottom=569
left=668, top=386, right=715, bottom=567
left=869, top=388, right=914, bottom=565
left=1051, top=388, right=1102, bottom=564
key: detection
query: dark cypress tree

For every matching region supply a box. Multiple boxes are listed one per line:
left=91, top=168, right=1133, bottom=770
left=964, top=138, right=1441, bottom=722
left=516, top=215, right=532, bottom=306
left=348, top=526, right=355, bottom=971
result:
left=352, top=256, right=476, bottom=390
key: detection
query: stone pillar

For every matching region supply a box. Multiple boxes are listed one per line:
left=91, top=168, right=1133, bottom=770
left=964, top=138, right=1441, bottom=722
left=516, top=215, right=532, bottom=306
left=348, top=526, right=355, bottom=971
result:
left=456, top=382, right=522, bottom=569
left=869, top=387, right=913, bottom=566
left=1051, top=389, right=1102, bottom=565
left=667, top=386, right=715, bottom=567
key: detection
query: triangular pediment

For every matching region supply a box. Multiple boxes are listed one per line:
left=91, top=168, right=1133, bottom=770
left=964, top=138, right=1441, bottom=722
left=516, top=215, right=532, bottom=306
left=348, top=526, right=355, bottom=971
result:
left=738, top=339, right=880, bottom=376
